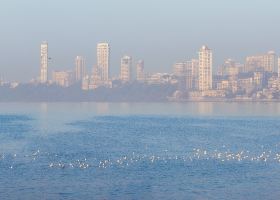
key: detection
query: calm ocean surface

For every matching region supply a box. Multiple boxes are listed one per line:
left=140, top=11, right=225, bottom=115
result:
left=1, top=102, right=280, bottom=200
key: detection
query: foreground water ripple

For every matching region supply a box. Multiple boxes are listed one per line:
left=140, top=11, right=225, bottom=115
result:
left=1, top=109, right=280, bottom=199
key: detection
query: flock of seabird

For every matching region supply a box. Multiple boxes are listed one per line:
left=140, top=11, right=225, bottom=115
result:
left=1, top=147, right=280, bottom=170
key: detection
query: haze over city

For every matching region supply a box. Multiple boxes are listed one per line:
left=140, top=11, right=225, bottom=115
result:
left=1, top=0, right=280, bottom=82
left=3, top=1, right=280, bottom=199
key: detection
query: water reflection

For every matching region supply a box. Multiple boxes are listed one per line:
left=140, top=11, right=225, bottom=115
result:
left=0, top=102, right=280, bottom=116
left=40, top=103, right=48, bottom=113
left=96, top=103, right=109, bottom=114
left=197, top=102, right=213, bottom=115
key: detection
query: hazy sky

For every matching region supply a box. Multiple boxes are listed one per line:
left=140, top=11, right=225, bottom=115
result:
left=0, top=0, right=280, bottom=81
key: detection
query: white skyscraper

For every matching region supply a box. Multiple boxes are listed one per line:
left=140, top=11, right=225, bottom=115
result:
left=198, top=45, right=212, bottom=91
left=136, top=60, right=145, bottom=81
left=97, top=43, right=110, bottom=81
left=40, top=41, right=48, bottom=83
left=75, top=56, right=86, bottom=81
left=120, top=55, right=132, bottom=82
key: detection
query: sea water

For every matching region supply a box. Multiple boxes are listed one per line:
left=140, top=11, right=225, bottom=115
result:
left=0, top=102, right=280, bottom=200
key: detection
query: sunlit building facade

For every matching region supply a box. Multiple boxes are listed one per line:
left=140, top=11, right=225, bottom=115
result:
left=245, top=51, right=277, bottom=73
left=198, top=45, right=212, bottom=91
left=263, top=51, right=277, bottom=72
left=97, top=43, right=110, bottom=81
left=40, top=41, right=48, bottom=83
left=75, top=56, right=86, bottom=82
left=120, top=55, right=132, bottom=82
left=52, top=70, right=74, bottom=87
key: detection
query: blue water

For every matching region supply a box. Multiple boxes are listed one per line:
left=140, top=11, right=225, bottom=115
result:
left=1, top=103, right=280, bottom=199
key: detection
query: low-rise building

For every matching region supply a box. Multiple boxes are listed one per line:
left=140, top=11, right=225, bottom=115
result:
left=52, top=70, right=74, bottom=87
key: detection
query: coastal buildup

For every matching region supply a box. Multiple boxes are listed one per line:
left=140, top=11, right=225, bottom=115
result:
left=1, top=42, right=280, bottom=102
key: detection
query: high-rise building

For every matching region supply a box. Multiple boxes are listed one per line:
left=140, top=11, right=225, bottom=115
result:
left=40, top=41, right=48, bottom=83
left=97, top=43, right=110, bottom=81
left=191, top=59, right=199, bottom=90
left=245, top=56, right=263, bottom=72
left=185, top=61, right=193, bottom=90
left=136, top=60, right=145, bottom=82
left=183, top=59, right=200, bottom=90
left=263, top=51, right=277, bottom=72
left=75, top=56, right=86, bottom=82
left=245, top=51, right=277, bottom=73
left=120, top=55, right=132, bottom=82
left=173, top=62, right=186, bottom=76
left=198, top=45, right=212, bottom=91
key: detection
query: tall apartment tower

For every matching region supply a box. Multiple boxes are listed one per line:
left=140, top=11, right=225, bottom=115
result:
left=75, top=56, right=86, bottom=81
left=40, top=41, right=48, bottom=83
left=198, top=45, right=212, bottom=91
left=191, top=59, right=199, bottom=90
left=263, top=51, right=277, bottom=72
left=120, top=55, right=132, bottom=82
left=97, top=43, right=110, bottom=81
left=136, top=60, right=145, bottom=81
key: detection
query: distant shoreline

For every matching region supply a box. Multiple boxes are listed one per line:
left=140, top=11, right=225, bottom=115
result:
left=0, top=99, right=280, bottom=103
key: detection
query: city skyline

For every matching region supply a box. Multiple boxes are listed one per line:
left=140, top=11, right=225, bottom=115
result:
left=2, top=41, right=280, bottom=102
left=34, top=42, right=280, bottom=87
left=1, top=41, right=280, bottom=84
left=2, top=1, right=280, bottom=199
left=1, top=0, right=280, bottom=81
